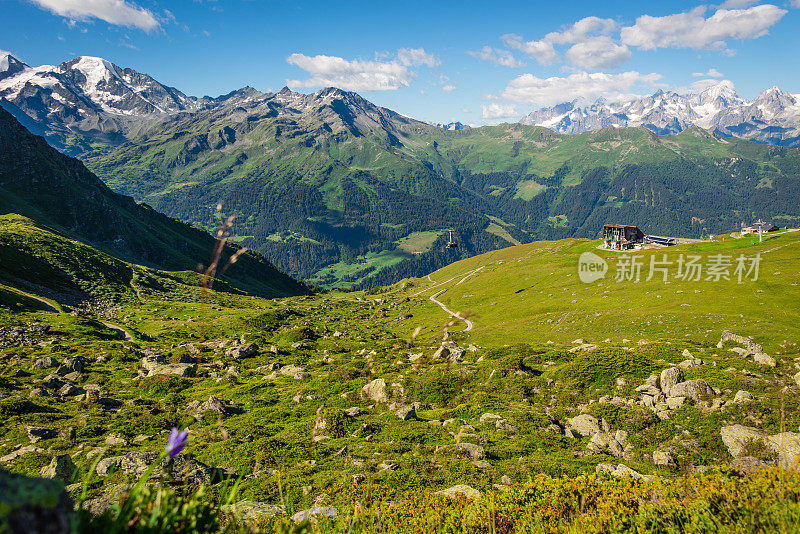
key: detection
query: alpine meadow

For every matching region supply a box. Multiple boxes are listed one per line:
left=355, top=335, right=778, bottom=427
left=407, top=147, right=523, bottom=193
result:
left=2, top=1, right=800, bottom=533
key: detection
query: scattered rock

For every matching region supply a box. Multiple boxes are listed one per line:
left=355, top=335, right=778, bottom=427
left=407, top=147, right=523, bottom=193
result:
left=753, top=353, right=776, bottom=367
left=435, top=484, right=481, bottom=499
left=292, top=506, right=337, bottom=524
left=653, top=449, right=675, bottom=466
left=195, top=395, right=230, bottom=419
left=361, top=378, right=388, bottom=403
left=669, top=380, right=714, bottom=401
left=454, top=443, right=485, bottom=461
left=660, top=367, right=684, bottom=396
left=566, top=414, right=600, bottom=437
left=666, top=396, right=686, bottom=410
left=733, top=390, right=754, bottom=404
left=569, top=344, right=598, bottom=353
left=718, top=331, right=762, bottom=354
left=30, top=357, right=58, bottom=370
left=40, top=454, right=76, bottom=483
left=731, top=456, right=769, bottom=473
left=721, top=425, right=769, bottom=458
left=596, top=463, right=652, bottom=482
left=226, top=343, right=259, bottom=359
left=344, top=407, right=365, bottom=417
left=279, top=365, right=310, bottom=380
left=224, top=500, right=285, bottom=522
left=147, top=362, right=196, bottom=378
left=1, top=445, right=44, bottom=463
left=432, top=341, right=466, bottom=362
left=26, top=427, right=57, bottom=443
left=95, top=456, right=124, bottom=477
left=104, top=434, right=127, bottom=446
left=395, top=405, right=416, bottom=421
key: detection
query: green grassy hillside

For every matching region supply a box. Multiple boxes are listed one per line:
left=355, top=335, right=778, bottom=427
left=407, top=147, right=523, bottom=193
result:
left=77, top=91, right=800, bottom=287
left=388, top=228, right=800, bottom=351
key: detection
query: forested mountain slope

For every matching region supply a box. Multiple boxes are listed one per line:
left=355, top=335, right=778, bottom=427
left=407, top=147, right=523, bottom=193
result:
left=0, top=108, right=306, bottom=299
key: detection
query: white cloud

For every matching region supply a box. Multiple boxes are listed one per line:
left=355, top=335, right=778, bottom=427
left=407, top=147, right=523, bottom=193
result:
left=502, top=17, right=631, bottom=69
left=564, top=37, right=631, bottom=69
left=716, top=0, right=759, bottom=8
left=397, top=47, right=440, bottom=67
left=543, top=16, right=619, bottom=45
left=461, top=108, right=471, bottom=113
left=500, top=70, right=662, bottom=107
left=792, top=0, right=800, bottom=8
left=442, top=84, right=456, bottom=93
left=30, top=0, right=160, bottom=32
left=467, top=46, right=524, bottom=68
left=286, top=48, right=438, bottom=92
left=693, top=68, right=724, bottom=77
left=482, top=103, right=519, bottom=119
left=502, top=34, right=558, bottom=65
left=620, top=4, right=787, bottom=52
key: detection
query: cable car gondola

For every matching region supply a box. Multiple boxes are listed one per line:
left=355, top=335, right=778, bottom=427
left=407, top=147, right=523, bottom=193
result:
left=445, top=230, right=458, bottom=249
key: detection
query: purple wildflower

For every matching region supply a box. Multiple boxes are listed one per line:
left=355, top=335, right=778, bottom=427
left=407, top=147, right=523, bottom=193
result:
left=166, top=427, right=188, bottom=457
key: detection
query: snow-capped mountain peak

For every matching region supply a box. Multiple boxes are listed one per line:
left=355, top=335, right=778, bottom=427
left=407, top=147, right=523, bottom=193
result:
left=0, top=52, right=29, bottom=82
left=520, top=81, right=800, bottom=147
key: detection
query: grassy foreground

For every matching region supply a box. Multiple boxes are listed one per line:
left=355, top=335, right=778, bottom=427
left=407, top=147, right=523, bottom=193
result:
left=1, top=226, right=799, bottom=532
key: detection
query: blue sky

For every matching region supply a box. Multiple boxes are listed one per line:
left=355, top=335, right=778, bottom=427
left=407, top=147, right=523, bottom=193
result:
left=2, top=0, right=800, bottom=125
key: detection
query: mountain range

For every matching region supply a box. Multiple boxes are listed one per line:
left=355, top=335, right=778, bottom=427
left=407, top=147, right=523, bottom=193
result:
left=520, top=81, right=800, bottom=147
left=2, top=51, right=800, bottom=288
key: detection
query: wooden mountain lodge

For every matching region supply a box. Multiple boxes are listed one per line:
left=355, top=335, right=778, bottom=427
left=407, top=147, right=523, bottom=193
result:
left=742, top=221, right=779, bottom=234
left=602, top=224, right=645, bottom=250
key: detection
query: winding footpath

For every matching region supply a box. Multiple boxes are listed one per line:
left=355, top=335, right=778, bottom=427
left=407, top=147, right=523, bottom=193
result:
left=411, top=266, right=485, bottom=331
left=430, top=290, right=475, bottom=332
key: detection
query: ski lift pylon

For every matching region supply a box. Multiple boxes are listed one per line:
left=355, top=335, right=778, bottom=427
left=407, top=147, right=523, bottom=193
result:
left=445, top=230, right=458, bottom=249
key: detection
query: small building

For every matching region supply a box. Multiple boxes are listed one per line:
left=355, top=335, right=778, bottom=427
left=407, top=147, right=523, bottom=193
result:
left=602, top=224, right=645, bottom=250
left=742, top=221, right=779, bottom=234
